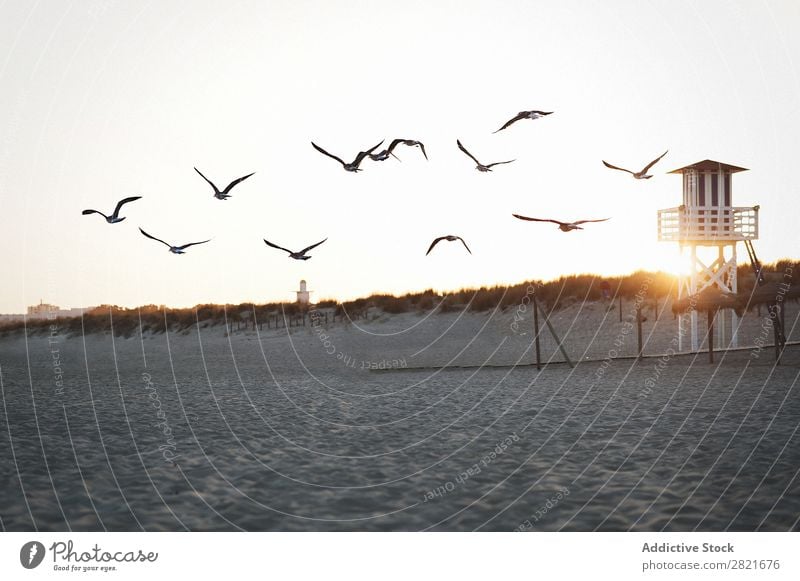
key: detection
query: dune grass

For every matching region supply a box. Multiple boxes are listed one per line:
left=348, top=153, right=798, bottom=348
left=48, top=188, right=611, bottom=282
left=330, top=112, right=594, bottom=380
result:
left=2, top=261, right=796, bottom=338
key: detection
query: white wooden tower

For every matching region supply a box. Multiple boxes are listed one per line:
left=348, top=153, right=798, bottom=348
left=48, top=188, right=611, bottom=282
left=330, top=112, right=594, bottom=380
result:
left=657, top=160, right=759, bottom=351
left=296, top=279, right=311, bottom=306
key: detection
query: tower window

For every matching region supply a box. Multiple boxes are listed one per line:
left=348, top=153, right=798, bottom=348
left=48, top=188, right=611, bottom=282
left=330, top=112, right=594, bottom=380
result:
left=698, top=172, right=706, bottom=206
left=711, top=173, right=719, bottom=206
left=724, top=172, right=731, bottom=206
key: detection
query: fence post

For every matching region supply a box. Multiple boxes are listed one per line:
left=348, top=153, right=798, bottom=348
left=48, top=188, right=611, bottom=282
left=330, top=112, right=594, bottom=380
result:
left=542, top=311, right=573, bottom=368
left=707, top=308, right=715, bottom=363
left=533, top=292, right=542, bottom=370
left=636, top=304, right=643, bottom=359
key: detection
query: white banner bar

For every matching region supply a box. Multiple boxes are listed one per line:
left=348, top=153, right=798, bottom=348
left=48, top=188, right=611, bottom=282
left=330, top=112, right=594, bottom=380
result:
left=0, top=532, right=796, bottom=580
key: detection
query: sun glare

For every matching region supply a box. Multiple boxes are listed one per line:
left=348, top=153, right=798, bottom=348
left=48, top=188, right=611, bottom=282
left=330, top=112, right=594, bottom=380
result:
left=658, top=248, right=691, bottom=277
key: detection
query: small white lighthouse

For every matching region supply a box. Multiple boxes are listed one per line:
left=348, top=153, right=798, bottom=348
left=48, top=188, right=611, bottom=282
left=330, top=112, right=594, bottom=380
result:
left=657, top=160, right=759, bottom=351
left=296, top=279, right=311, bottom=306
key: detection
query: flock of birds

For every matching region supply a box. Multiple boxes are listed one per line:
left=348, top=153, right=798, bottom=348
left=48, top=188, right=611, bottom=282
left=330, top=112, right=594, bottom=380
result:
left=81, top=108, right=670, bottom=258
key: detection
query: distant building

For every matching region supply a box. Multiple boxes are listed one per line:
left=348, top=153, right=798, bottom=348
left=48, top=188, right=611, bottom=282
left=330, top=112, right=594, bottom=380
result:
left=296, top=280, right=312, bottom=305
left=0, top=313, right=25, bottom=324
left=27, top=300, right=59, bottom=317
left=1, top=301, right=94, bottom=325
left=62, top=307, right=93, bottom=317
left=22, top=300, right=94, bottom=320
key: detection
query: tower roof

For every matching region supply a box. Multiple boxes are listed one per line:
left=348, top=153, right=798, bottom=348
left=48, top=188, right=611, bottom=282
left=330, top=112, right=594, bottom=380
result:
left=667, top=160, right=749, bottom=174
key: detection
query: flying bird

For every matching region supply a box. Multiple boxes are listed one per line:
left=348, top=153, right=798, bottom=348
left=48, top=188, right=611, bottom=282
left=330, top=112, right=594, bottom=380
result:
left=369, top=139, right=428, bottom=162
left=493, top=110, right=553, bottom=133
left=512, top=214, right=610, bottom=232
left=456, top=139, right=514, bottom=172
left=426, top=235, right=472, bottom=255
left=139, top=228, right=211, bottom=254
left=263, top=237, right=327, bottom=260
left=602, top=150, right=668, bottom=179
left=194, top=167, right=255, bottom=199
left=81, top=196, right=141, bottom=223
left=311, top=141, right=384, bottom=172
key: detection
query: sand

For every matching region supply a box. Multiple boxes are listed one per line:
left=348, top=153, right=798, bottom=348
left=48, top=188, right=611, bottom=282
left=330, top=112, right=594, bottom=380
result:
left=0, top=297, right=798, bottom=531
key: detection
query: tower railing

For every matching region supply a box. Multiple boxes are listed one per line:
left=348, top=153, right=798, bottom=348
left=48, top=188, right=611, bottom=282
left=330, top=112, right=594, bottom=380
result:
left=657, top=205, right=758, bottom=242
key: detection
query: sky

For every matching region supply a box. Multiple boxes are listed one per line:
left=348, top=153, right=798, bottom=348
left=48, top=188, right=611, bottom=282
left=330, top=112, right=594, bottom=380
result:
left=0, top=0, right=798, bottom=313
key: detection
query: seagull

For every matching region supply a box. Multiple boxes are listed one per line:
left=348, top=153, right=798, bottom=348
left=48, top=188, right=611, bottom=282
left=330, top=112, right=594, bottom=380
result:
left=194, top=167, right=255, bottom=199
left=311, top=141, right=384, bottom=172
left=263, top=237, right=327, bottom=260
left=139, top=228, right=211, bottom=254
left=602, top=150, right=668, bottom=179
left=512, top=214, right=610, bottom=232
left=426, top=235, right=472, bottom=255
left=493, top=110, right=553, bottom=133
left=456, top=139, right=514, bottom=172
left=369, top=139, right=428, bottom=162
left=81, top=196, right=141, bottom=223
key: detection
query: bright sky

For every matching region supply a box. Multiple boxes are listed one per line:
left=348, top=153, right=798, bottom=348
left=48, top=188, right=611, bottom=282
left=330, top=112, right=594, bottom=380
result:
left=1, top=0, right=798, bottom=313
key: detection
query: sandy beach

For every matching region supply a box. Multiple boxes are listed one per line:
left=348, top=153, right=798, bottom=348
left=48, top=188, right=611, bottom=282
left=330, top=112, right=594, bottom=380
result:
left=0, top=297, right=798, bottom=531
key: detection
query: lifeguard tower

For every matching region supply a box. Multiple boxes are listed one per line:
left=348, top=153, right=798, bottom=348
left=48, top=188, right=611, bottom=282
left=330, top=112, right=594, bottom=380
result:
left=657, top=160, right=759, bottom=351
left=296, top=279, right=312, bottom=306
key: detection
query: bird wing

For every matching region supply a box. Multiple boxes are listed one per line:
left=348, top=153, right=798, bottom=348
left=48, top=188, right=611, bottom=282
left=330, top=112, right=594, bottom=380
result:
left=81, top=209, right=108, bottom=219
left=385, top=139, right=405, bottom=153
left=299, top=237, right=328, bottom=255
left=364, top=140, right=384, bottom=154
left=486, top=159, right=515, bottom=168
left=311, top=142, right=347, bottom=166
left=493, top=112, right=527, bottom=133
left=194, top=167, right=220, bottom=194
left=390, top=139, right=428, bottom=160
left=139, top=228, right=172, bottom=248
left=512, top=214, right=562, bottom=225
left=573, top=218, right=611, bottom=225
left=602, top=160, right=634, bottom=174
left=426, top=237, right=447, bottom=255
left=353, top=140, right=385, bottom=165
left=263, top=239, right=294, bottom=254
left=456, top=140, right=482, bottom=166
left=112, top=196, right=142, bottom=218
left=640, top=150, right=669, bottom=174
left=221, top=172, right=255, bottom=195
left=175, top=239, right=211, bottom=250
left=456, top=236, right=472, bottom=254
